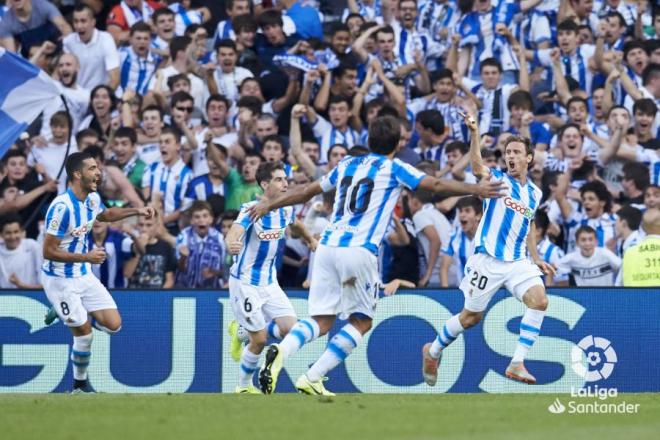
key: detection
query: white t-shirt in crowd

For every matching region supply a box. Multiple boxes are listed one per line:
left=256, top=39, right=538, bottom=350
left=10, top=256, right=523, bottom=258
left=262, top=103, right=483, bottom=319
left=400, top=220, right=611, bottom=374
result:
left=412, top=203, right=452, bottom=287
left=0, top=239, right=43, bottom=288
left=28, top=140, right=79, bottom=193
left=63, top=29, right=120, bottom=90
left=556, top=247, right=621, bottom=286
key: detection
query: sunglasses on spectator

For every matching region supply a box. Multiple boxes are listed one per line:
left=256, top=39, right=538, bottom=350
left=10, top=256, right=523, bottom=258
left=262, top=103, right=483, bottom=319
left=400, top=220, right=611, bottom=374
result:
left=176, top=106, right=194, bottom=113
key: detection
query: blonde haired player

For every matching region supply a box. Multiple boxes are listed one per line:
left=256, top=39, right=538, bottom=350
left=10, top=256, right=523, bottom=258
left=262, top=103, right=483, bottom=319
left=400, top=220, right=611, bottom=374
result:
left=422, top=113, right=555, bottom=385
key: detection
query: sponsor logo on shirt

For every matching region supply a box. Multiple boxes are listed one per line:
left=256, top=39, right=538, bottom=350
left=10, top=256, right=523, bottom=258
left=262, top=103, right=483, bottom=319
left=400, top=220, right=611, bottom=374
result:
left=257, top=229, right=285, bottom=241
left=504, top=196, right=534, bottom=219
left=71, top=220, right=95, bottom=238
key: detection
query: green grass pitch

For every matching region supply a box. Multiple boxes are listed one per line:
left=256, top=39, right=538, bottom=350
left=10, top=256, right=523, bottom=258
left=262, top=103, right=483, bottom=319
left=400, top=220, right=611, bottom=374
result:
left=2, top=393, right=659, bottom=440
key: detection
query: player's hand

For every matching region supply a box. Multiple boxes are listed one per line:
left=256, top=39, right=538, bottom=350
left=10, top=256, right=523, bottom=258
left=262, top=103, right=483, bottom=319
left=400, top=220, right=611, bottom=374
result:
left=383, top=279, right=416, bottom=296
left=534, top=259, right=556, bottom=276
left=307, top=238, right=318, bottom=252
left=521, top=111, right=534, bottom=127
left=458, top=111, right=478, bottom=133
left=87, top=247, right=107, bottom=264
left=228, top=240, right=242, bottom=255
left=291, top=104, right=307, bottom=119
left=476, top=178, right=506, bottom=199
left=247, top=202, right=270, bottom=221
left=137, top=206, right=156, bottom=219
left=9, top=273, right=23, bottom=288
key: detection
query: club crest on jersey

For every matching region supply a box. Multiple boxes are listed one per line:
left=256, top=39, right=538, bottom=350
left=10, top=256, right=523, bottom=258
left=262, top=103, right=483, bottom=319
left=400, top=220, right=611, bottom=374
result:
left=504, top=196, right=534, bottom=219
left=257, top=229, right=285, bottom=241
left=71, top=220, right=95, bottom=238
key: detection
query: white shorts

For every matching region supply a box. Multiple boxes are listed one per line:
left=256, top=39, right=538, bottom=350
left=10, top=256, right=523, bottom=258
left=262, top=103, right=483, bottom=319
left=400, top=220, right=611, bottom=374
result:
left=228, top=276, right=296, bottom=333
left=308, top=245, right=380, bottom=320
left=459, top=253, right=544, bottom=313
left=41, top=272, right=117, bottom=328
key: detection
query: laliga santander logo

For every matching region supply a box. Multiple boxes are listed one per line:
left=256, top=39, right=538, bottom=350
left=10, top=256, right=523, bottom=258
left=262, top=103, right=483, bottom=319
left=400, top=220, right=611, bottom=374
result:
left=571, top=335, right=618, bottom=382
left=258, top=229, right=285, bottom=241
left=503, top=197, right=534, bottom=219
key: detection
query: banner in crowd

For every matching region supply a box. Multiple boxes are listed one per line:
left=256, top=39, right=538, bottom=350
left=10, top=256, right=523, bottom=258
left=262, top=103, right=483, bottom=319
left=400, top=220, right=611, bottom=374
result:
left=0, top=289, right=657, bottom=393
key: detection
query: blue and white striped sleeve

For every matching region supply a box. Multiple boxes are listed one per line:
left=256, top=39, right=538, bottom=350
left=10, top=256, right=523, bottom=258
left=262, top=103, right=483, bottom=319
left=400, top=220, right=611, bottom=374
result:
left=319, top=166, right=339, bottom=193
left=442, top=231, right=457, bottom=256
left=234, top=204, right=254, bottom=229
left=45, top=202, right=70, bottom=238
left=392, top=160, right=427, bottom=190
left=175, top=230, right=186, bottom=259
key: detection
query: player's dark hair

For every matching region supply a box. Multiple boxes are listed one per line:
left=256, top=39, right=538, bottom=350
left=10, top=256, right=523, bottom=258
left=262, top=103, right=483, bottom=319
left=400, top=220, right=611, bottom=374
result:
left=606, top=11, right=626, bottom=29
left=409, top=189, right=435, bottom=204
left=376, top=25, right=395, bottom=38
left=114, top=126, right=137, bottom=145
left=65, top=152, right=95, bottom=180
left=606, top=105, right=629, bottom=119
left=256, top=160, right=285, bottom=186
left=617, top=205, right=643, bottom=231
left=329, top=94, right=353, bottom=109
left=368, top=116, right=401, bottom=155
left=567, top=96, right=589, bottom=111
left=167, top=73, right=191, bottom=91
left=327, top=144, right=348, bottom=162
left=141, top=105, right=165, bottom=120
left=73, top=3, right=94, bottom=17
left=456, top=196, right=483, bottom=216
left=333, top=61, right=358, bottom=78
left=206, top=94, right=230, bottom=111
left=575, top=225, right=596, bottom=240
left=262, top=134, right=286, bottom=152
left=348, top=145, right=370, bottom=157
left=580, top=181, right=613, bottom=212
left=416, top=109, right=445, bottom=135
left=623, top=40, right=648, bottom=61
left=331, top=22, right=350, bottom=36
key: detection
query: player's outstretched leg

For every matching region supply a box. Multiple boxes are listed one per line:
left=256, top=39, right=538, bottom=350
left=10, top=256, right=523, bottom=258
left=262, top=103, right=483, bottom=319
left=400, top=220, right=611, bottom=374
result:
left=506, top=285, right=548, bottom=385
left=423, top=310, right=481, bottom=386
left=296, top=315, right=369, bottom=396
left=259, top=317, right=321, bottom=394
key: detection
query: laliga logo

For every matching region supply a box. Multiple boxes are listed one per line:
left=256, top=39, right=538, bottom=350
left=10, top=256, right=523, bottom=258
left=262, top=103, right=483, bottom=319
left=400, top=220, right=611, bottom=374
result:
left=257, top=229, right=285, bottom=241
left=571, top=335, right=617, bottom=382
left=503, top=197, right=533, bottom=219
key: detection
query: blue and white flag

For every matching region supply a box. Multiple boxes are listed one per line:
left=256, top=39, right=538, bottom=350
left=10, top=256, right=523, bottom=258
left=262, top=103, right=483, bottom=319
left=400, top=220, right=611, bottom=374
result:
left=272, top=54, right=319, bottom=72
left=0, top=48, right=60, bottom=156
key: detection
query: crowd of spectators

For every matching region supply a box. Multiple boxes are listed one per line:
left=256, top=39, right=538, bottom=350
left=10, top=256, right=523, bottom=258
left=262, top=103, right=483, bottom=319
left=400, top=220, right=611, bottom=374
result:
left=0, top=0, right=659, bottom=290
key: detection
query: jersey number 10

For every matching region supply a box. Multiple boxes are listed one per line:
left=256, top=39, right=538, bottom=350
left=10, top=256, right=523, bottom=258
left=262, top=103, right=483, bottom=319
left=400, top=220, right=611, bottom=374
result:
left=337, top=176, right=375, bottom=215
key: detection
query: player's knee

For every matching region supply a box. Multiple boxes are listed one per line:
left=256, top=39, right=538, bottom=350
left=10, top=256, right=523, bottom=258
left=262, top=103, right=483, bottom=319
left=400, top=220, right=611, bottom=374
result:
left=525, top=288, right=548, bottom=311
left=250, top=331, right=268, bottom=349
left=459, top=310, right=482, bottom=328
left=349, top=313, right=373, bottom=334
left=106, top=316, right=122, bottom=332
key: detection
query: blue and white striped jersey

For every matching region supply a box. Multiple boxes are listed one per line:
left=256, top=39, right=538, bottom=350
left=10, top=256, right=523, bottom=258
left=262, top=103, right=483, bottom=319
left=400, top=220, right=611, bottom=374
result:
left=89, top=228, right=133, bottom=288
left=475, top=168, right=543, bottom=262
left=142, top=159, right=193, bottom=216
left=118, top=47, right=158, bottom=96
left=408, top=97, right=468, bottom=142
left=230, top=202, right=295, bottom=286
left=319, top=154, right=427, bottom=254
left=213, top=20, right=235, bottom=46
left=536, top=45, right=596, bottom=94
left=537, top=237, right=564, bottom=266
left=42, top=189, right=106, bottom=278
left=635, top=147, right=660, bottom=186
left=563, top=211, right=617, bottom=253
left=168, top=2, right=204, bottom=36
left=443, top=226, right=476, bottom=283
left=312, top=116, right=364, bottom=164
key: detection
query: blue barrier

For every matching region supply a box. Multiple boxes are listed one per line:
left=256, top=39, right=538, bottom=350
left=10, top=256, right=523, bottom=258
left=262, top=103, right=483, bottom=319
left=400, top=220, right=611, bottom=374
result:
left=0, top=289, right=657, bottom=393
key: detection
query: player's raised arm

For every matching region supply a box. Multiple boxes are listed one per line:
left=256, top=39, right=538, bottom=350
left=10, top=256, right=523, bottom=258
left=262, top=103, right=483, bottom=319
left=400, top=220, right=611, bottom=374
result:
left=97, top=206, right=155, bottom=223
left=247, top=181, right=324, bottom=220
left=418, top=175, right=505, bottom=199
left=460, top=111, right=491, bottom=181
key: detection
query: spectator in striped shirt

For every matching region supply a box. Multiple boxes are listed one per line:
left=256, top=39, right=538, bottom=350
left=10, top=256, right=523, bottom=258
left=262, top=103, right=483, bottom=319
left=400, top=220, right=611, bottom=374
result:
left=118, top=22, right=159, bottom=96
left=440, top=196, right=482, bottom=288
left=175, top=201, right=225, bottom=288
